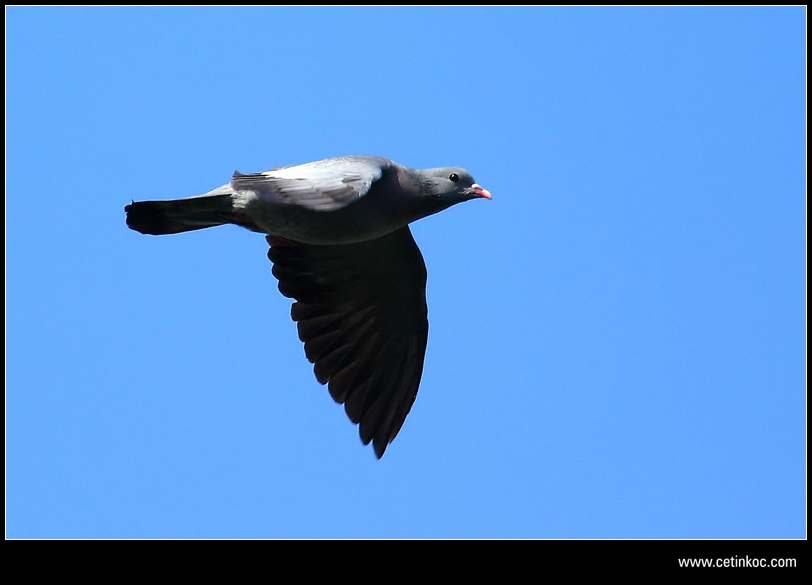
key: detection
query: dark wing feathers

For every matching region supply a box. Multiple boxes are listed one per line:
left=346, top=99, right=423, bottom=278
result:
left=267, top=227, right=428, bottom=458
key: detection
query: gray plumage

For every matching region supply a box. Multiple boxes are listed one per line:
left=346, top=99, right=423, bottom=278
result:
left=125, top=155, right=491, bottom=458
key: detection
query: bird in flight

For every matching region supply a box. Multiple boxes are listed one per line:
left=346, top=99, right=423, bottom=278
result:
left=125, top=155, right=491, bottom=458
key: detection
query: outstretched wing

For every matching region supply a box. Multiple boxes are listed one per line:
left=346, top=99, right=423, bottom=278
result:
left=267, top=226, right=429, bottom=458
left=233, top=156, right=387, bottom=212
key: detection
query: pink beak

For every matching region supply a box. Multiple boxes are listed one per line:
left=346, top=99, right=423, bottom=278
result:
left=472, top=183, right=492, bottom=200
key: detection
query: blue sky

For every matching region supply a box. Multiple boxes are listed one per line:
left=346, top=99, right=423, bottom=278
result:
left=6, top=7, right=805, bottom=538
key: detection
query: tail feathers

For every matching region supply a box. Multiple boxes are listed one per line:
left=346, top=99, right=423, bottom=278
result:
left=125, top=194, right=234, bottom=235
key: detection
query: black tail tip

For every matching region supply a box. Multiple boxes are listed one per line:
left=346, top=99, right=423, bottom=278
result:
left=125, top=200, right=170, bottom=235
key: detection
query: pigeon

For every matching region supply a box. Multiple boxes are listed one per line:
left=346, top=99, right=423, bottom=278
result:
left=125, top=155, right=491, bottom=458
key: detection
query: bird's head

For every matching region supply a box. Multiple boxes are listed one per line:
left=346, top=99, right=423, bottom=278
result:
left=420, top=167, right=492, bottom=210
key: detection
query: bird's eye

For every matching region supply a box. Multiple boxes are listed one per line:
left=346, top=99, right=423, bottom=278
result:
left=449, top=173, right=459, bottom=182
